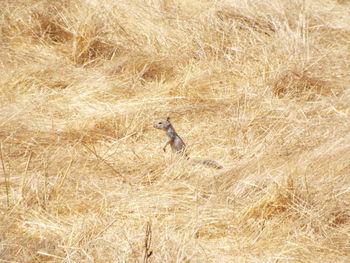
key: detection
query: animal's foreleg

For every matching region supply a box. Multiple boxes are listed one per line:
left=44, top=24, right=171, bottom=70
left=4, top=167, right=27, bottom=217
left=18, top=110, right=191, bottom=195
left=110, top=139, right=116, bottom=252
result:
left=162, top=139, right=171, bottom=152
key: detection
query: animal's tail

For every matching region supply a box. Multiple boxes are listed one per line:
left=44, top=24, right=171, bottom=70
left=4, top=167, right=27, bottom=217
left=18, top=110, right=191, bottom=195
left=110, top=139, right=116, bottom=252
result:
left=192, top=159, right=223, bottom=169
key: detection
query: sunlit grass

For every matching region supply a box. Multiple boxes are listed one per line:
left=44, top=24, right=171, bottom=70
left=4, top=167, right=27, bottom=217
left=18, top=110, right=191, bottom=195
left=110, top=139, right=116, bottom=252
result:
left=0, top=0, right=349, bottom=262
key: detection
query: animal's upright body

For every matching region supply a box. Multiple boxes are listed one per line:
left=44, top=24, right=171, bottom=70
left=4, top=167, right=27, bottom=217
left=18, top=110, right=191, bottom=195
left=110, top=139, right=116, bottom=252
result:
left=154, top=117, right=223, bottom=169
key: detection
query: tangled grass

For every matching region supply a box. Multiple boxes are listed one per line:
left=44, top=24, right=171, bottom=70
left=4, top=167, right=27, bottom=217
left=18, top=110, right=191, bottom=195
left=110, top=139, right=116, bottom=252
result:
left=0, top=0, right=349, bottom=262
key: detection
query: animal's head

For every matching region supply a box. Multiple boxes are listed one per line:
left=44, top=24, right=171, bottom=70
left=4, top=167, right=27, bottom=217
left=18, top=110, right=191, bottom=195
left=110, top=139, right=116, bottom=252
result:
left=153, top=117, right=171, bottom=130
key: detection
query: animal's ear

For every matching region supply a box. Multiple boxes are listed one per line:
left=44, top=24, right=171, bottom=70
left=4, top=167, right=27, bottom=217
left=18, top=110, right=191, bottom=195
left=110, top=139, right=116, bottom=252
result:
left=166, top=117, right=170, bottom=121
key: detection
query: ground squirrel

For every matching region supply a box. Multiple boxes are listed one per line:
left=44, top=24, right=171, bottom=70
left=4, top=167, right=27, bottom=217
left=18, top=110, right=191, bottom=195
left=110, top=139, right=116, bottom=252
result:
left=153, top=117, right=223, bottom=169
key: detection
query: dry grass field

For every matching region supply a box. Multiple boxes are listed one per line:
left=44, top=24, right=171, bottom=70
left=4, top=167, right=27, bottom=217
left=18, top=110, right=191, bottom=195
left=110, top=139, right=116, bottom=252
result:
left=1, top=0, right=350, bottom=262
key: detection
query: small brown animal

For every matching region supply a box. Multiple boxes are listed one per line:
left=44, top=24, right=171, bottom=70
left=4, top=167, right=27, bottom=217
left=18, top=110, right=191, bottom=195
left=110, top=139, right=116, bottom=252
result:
left=154, top=117, right=223, bottom=169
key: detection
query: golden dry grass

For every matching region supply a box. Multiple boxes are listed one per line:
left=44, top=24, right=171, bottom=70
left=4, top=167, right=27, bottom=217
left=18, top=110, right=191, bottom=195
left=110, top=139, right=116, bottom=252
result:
left=1, top=0, right=350, bottom=262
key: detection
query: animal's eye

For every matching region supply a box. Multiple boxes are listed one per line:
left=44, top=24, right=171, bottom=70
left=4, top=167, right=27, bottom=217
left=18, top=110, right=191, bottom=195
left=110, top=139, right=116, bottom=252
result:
left=158, top=122, right=162, bottom=124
